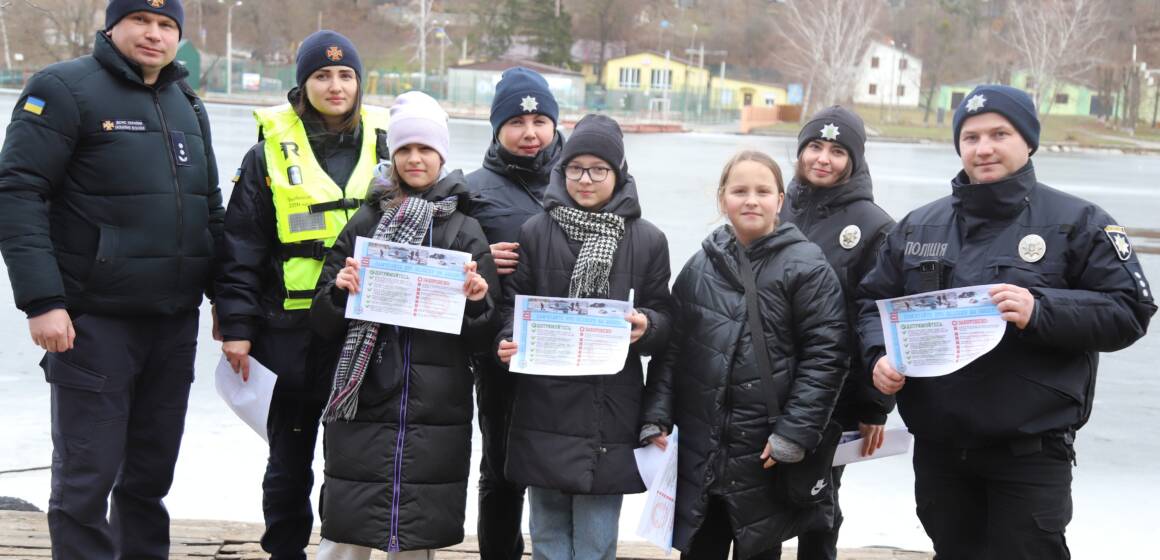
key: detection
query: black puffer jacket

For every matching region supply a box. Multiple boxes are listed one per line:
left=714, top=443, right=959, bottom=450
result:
left=641, top=223, right=847, bottom=558
left=499, top=166, right=673, bottom=495
left=310, top=171, right=500, bottom=551
left=780, top=161, right=895, bottom=428
left=0, top=31, right=222, bottom=317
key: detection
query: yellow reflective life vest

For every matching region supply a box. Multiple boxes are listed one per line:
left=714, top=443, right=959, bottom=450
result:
left=254, top=103, right=390, bottom=310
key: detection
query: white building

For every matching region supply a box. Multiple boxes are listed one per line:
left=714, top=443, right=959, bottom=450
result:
left=852, top=40, right=922, bottom=108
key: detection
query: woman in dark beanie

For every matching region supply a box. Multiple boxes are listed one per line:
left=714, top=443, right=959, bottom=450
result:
left=310, top=91, right=499, bottom=560
left=641, top=150, right=847, bottom=560
left=214, top=29, right=389, bottom=560
left=495, top=114, right=672, bottom=560
left=776, top=106, right=896, bottom=560
left=464, top=65, right=565, bottom=560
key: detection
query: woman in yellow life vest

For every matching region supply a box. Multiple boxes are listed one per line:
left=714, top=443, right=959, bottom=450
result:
left=214, top=30, right=389, bottom=560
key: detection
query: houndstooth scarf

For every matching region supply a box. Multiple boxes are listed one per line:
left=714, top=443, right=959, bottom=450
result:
left=549, top=206, right=626, bottom=298
left=323, top=194, right=459, bottom=423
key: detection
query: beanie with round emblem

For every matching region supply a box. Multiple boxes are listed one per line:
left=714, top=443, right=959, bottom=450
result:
left=796, top=105, right=867, bottom=177
left=106, top=0, right=185, bottom=38
left=489, top=66, right=560, bottom=135
left=295, top=30, right=363, bottom=88
left=952, top=84, right=1040, bottom=155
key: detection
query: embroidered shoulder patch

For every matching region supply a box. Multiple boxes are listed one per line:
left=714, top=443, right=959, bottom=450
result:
left=1104, top=225, right=1132, bottom=261
left=23, top=96, right=45, bottom=115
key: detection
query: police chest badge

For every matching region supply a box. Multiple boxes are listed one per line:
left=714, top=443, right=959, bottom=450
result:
left=839, top=225, right=861, bottom=249
left=1104, top=225, right=1132, bottom=261
left=1018, top=234, right=1046, bottom=263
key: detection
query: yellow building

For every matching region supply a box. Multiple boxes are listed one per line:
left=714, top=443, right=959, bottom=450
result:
left=709, top=78, right=788, bottom=111
left=601, top=51, right=711, bottom=94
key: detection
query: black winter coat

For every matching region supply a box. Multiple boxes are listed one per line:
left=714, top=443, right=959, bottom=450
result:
left=0, top=32, right=222, bottom=317
left=216, top=116, right=380, bottom=396
left=856, top=163, right=1155, bottom=446
left=780, top=162, right=895, bottom=428
left=499, top=167, right=673, bottom=495
left=641, top=224, right=847, bottom=559
left=310, top=171, right=500, bottom=551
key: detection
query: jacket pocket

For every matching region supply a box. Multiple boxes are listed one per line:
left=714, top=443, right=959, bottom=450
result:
left=359, top=329, right=405, bottom=406
left=988, top=256, right=1067, bottom=288
left=85, top=225, right=121, bottom=290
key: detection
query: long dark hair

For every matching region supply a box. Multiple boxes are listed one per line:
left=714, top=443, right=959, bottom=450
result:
left=292, top=76, right=363, bottom=134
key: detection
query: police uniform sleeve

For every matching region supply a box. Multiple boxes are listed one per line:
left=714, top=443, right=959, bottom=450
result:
left=1021, top=211, right=1156, bottom=351
left=0, top=71, right=82, bottom=316
left=214, top=144, right=274, bottom=341
left=855, top=216, right=909, bottom=375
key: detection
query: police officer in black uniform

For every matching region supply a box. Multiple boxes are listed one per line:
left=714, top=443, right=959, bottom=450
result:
left=856, top=84, right=1156, bottom=559
left=0, top=0, right=222, bottom=557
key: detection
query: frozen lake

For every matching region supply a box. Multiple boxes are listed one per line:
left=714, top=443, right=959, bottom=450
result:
left=1, top=92, right=1158, bottom=557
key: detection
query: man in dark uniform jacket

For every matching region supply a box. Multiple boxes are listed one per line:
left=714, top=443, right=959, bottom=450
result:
left=856, top=84, right=1155, bottom=559
left=0, top=1, right=222, bottom=557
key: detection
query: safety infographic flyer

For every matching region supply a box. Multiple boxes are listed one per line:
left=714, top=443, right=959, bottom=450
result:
left=510, top=294, right=632, bottom=375
left=345, top=236, right=469, bottom=334
left=876, top=284, right=1005, bottom=377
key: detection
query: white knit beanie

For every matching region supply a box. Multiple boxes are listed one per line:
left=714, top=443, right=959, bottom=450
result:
left=388, top=91, right=450, bottom=162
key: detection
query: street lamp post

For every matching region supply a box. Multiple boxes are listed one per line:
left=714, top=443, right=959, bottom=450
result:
left=220, top=0, right=242, bottom=96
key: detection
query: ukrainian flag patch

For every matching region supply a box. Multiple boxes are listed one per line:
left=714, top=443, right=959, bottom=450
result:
left=23, top=96, right=45, bottom=115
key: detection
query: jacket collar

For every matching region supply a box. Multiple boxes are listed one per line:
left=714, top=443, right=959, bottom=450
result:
left=93, top=31, right=188, bottom=89
left=703, top=222, right=809, bottom=288
left=481, top=132, right=565, bottom=195
left=951, top=161, right=1036, bottom=221
left=785, top=156, right=874, bottom=220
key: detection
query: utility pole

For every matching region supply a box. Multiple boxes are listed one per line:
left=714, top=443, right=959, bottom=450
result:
left=0, top=4, right=11, bottom=71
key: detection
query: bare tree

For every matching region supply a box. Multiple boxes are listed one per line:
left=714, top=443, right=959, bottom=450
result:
left=1007, top=0, right=1109, bottom=116
left=769, top=0, right=883, bottom=117
left=12, top=0, right=102, bottom=61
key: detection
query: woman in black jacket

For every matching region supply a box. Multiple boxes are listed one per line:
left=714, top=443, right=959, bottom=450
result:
left=310, top=91, right=499, bottom=559
left=495, top=114, right=673, bottom=560
left=214, top=30, right=388, bottom=559
left=641, top=150, right=847, bottom=560
left=778, top=106, right=896, bottom=560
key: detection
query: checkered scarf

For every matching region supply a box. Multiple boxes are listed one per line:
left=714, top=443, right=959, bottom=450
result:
left=323, top=194, right=459, bottom=423
left=549, top=206, right=626, bottom=298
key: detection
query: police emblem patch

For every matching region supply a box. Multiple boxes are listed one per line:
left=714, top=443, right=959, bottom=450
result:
left=520, top=95, right=539, bottom=112
left=965, top=94, right=986, bottom=112
left=820, top=123, right=840, bottom=141
left=1018, top=234, right=1046, bottom=263
left=839, top=224, right=861, bottom=250
left=148, top=0, right=165, bottom=8
left=1104, top=225, right=1132, bottom=261
left=326, top=46, right=344, bottom=62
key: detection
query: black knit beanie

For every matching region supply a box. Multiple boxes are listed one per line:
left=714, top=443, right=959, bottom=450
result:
left=296, top=30, right=363, bottom=88
left=952, top=84, right=1040, bottom=155
left=490, top=66, right=560, bottom=133
left=797, top=105, right=866, bottom=175
left=106, top=0, right=184, bottom=37
left=561, top=114, right=627, bottom=184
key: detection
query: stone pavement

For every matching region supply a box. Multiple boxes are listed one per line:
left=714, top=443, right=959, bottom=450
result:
left=0, top=511, right=932, bottom=559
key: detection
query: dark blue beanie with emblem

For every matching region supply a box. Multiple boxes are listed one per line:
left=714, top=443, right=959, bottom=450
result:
left=106, top=0, right=185, bottom=37
left=490, top=67, right=559, bottom=134
left=952, top=84, right=1040, bottom=155
left=296, top=30, right=362, bottom=88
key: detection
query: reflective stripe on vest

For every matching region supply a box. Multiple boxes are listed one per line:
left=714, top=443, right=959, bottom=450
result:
left=254, top=103, right=390, bottom=310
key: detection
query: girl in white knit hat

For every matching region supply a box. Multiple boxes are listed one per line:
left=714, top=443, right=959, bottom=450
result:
left=312, top=91, right=500, bottom=560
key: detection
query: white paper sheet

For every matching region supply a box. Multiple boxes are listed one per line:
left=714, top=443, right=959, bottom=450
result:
left=509, top=294, right=632, bottom=376
left=345, top=236, right=469, bottom=334
left=876, top=284, right=1006, bottom=377
left=213, top=355, right=278, bottom=443
left=832, top=427, right=913, bottom=467
left=634, top=428, right=678, bottom=554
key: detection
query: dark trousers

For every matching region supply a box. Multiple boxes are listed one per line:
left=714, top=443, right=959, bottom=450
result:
left=682, top=498, right=782, bottom=560
left=474, top=358, right=526, bottom=560
left=41, top=311, right=198, bottom=560
left=913, top=436, right=1074, bottom=560
left=791, top=465, right=844, bottom=560
left=254, top=329, right=325, bottom=560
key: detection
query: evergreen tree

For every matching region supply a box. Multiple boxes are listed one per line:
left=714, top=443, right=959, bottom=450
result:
left=523, top=1, right=575, bottom=69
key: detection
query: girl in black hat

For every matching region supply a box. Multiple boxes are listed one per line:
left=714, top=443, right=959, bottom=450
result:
left=777, top=106, right=897, bottom=560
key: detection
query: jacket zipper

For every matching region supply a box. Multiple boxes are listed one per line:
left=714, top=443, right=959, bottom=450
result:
left=152, top=90, right=185, bottom=300
left=389, top=328, right=412, bottom=552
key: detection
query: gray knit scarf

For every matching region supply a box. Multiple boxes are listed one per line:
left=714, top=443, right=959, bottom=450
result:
left=323, top=194, right=459, bottom=422
left=548, top=206, right=626, bottom=298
